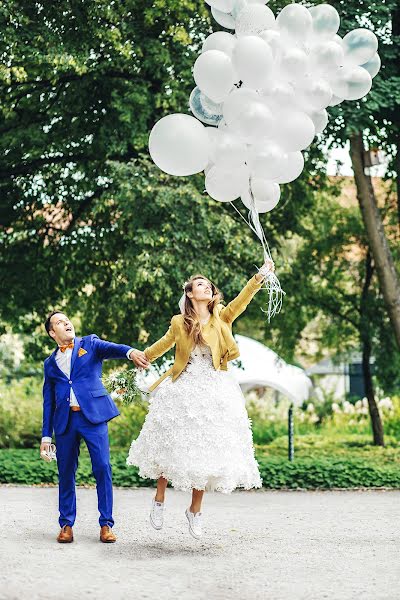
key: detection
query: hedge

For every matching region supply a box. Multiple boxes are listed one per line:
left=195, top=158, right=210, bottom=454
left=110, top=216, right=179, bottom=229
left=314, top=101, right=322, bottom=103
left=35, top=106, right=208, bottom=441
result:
left=1, top=449, right=399, bottom=489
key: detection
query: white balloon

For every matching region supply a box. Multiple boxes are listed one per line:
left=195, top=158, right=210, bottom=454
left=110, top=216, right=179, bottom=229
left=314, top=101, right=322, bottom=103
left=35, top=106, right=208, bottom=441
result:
left=202, top=32, right=237, bottom=57
left=211, top=6, right=236, bottom=29
left=329, top=94, right=344, bottom=107
left=242, top=181, right=280, bottom=212
left=342, top=28, right=378, bottom=66
left=204, top=162, right=214, bottom=176
left=248, top=141, right=287, bottom=179
left=230, top=101, right=274, bottom=143
left=277, top=4, right=312, bottom=42
left=251, top=179, right=281, bottom=211
left=297, top=77, right=332, bottom=111
left=272, top=151, right=304, bottom=184
left=310, top=109, right=328, bottom=134
left=205, top=0, right=234, bottom=11
left=206, top=127, right=225, bottom=164
left=193, top=50, right=236, bottom=103
left=333, top=34, right=344, bottom=47
left=217, top=119, right=230, bottom=132
left=309, top=41, right=344, bottom=74
left=259, top=29, right=282, bottom=58
left=360, top=53, right=381, bottom=79
left=232, top=36, right=274, bottom=89
left=273, top=110, right=315, bottom=152
left=213, top=131, right=248, bottom=169
left=309, top=4, right=340, bottom=40
left=231, top=0, right=247, bottom=18
left=331, top=66, right=372, bottom=100
left=236, top=4, right=275, bottom=37
left=223, top=87, right=259, bottom=125
left=206, top=164, right=249, bottom=202
left=149, top=114, right=210, bottom=176
left=262, top=81, right=296, bottom=110
left=189, top=87, right=223, bottom=126
left=279, top=47, right=309, bottom=81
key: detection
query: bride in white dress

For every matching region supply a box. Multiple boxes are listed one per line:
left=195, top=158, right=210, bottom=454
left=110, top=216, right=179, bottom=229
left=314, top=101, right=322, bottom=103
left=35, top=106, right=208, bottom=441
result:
left=127, top=260, right=274, bottom=539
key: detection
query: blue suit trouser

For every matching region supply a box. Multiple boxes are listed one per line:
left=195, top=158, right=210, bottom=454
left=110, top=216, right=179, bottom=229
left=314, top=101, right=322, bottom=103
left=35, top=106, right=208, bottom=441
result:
left=55, top=410, right=114, bottom=528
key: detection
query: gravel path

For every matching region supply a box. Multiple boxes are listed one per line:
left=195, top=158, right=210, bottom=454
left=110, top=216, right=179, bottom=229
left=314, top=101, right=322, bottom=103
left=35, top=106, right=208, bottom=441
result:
left=0, top=486, right=399, bottom=600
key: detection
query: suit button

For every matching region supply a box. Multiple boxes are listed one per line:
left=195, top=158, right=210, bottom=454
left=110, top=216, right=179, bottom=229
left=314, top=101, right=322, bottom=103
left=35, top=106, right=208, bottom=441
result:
left=69, top=380, right=72, bottom=384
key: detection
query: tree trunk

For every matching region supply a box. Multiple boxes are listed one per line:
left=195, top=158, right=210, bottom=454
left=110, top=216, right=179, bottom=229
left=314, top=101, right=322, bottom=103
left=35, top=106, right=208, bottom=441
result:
left=361, top=336, right=384, bottom=446
left=360, top=250, right=385, bottom=446
left=395, top=138, right=400, bottom=229
left=393, top=6, right=400, bottom=228
left=350, top=132, right=400, bottom=350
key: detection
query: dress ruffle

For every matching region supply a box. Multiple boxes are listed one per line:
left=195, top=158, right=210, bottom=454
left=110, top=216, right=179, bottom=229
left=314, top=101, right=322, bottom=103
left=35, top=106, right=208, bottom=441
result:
left=127, top=346, right=262, bottom=493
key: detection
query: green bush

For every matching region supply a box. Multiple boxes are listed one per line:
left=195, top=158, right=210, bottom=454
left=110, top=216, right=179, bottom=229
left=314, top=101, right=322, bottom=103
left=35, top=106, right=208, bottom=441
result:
left=1, top=440, right=400, bottom=489
left=258, top=457, right=400, bottom=489
left=0, top=378, right=43, bottom=448
left=0, top=448, right=152, bottom=487
left=0, top=377, right=148, bottom=449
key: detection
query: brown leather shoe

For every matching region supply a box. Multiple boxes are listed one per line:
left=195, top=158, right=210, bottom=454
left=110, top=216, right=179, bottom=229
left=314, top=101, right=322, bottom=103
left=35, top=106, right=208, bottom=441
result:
left=100, top=525, right=117, bottom=543
left=57, top=525, right=73, bottom=543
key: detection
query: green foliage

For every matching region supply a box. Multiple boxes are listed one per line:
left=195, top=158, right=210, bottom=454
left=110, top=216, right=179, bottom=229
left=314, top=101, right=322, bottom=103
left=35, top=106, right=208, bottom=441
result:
left=0, top=375, right=149, bottom=449
left=108, top=401, right=147, bottom=449
left=0, top=0, right=328, bottom=365
left=264, top=181, right=400, bottom=397
left=318, top=0, right=400, bottom=151
left=258, top=457, right=400, bottom=489
left=2, top=436, right=400, bottom=489
left=3, top=372, right=399, bottom=489
left=0, top=377, right=43, bottom=448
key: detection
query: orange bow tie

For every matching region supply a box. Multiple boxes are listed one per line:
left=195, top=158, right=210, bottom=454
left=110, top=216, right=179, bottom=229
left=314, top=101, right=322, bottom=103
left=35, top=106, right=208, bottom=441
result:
left=59, top=342, right=74, bottom=353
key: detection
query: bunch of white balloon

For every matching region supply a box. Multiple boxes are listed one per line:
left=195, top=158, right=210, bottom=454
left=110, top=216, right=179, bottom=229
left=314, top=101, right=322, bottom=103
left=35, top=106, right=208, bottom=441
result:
left=148, top=1, right=381, bottom=318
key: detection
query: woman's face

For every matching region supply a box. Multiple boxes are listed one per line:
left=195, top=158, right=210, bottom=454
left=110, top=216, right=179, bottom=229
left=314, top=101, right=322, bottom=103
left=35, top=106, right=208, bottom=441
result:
left=188, top=278, right=213, bottom=302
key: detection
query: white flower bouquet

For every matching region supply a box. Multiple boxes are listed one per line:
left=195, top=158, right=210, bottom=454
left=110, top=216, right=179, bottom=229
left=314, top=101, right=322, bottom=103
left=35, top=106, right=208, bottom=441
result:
left=103, top=368, right=146, bottom=406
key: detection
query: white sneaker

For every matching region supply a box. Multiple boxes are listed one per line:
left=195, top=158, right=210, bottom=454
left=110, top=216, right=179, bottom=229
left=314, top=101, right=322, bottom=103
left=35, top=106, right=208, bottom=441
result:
left=150, top=498, right=164, bottom=530
left=185, top=508, right=202, bottom=540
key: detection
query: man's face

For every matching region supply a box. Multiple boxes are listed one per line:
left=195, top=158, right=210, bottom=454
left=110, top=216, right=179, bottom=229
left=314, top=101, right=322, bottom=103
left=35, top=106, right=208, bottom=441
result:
left=49, top=313, right=75, bottom=345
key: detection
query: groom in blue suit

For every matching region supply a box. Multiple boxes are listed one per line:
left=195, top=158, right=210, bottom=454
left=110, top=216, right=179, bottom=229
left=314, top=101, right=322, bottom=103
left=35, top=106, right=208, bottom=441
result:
left=40, top=311, right=149, bottom=544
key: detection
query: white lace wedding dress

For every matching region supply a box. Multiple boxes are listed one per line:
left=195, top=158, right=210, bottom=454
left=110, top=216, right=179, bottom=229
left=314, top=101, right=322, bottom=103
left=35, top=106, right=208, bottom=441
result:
left=126, top=345, right=262, bottom=493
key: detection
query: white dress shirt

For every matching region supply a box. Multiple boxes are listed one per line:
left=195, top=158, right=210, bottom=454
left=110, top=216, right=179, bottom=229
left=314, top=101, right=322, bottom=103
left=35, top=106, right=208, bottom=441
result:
left=56, top=345, right=80, bottom=408
left=41, top=342, right=134, bottom=443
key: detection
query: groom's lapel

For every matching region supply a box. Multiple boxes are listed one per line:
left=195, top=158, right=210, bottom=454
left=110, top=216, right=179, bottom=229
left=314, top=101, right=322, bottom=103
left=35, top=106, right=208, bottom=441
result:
left=70, top=337, right=82, bottom=373
left=48, top=348, right=67, bottom=379
left=49, top=348, right=60, bottom=373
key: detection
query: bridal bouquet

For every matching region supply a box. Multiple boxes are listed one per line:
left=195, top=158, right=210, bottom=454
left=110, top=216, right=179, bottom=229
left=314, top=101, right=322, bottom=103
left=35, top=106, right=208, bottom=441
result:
left=103, top=368, right=145, bottom=406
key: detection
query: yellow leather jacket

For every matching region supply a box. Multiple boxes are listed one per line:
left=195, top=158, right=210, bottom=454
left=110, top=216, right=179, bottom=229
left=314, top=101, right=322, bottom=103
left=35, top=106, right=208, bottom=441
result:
left=144, top=275, right=262, bottom=391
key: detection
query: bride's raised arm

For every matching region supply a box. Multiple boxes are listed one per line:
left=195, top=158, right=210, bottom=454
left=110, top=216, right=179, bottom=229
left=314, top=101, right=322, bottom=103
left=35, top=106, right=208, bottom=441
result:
left=219, top=259, right=275, bottom=324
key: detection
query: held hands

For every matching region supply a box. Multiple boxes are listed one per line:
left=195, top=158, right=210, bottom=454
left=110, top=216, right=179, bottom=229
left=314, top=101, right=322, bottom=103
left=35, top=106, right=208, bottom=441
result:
left=129, top=349, right=150, bottom=369
left=255, top=258, right=275, bottom=282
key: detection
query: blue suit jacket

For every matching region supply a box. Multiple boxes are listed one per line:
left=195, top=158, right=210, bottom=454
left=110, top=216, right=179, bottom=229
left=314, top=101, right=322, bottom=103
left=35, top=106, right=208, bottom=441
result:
left=42, top=335, right=133, bottom=437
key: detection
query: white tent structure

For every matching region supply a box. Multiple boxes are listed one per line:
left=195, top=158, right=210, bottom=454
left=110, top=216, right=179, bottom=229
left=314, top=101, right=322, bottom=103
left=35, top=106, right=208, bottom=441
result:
left=137, top=334, right=312, bottom=406
left=231, top=335, right=313, bottom=406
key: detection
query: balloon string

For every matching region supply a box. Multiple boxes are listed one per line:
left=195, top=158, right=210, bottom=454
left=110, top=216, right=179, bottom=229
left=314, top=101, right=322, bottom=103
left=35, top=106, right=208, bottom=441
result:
left=229, top=200, right=260, bottom=238
left=230, top=191, right=285, bottom=322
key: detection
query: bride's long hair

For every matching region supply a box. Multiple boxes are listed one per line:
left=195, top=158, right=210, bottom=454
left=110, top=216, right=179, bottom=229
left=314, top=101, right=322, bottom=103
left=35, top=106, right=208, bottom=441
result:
left=182, top=274, right=222, bottom=346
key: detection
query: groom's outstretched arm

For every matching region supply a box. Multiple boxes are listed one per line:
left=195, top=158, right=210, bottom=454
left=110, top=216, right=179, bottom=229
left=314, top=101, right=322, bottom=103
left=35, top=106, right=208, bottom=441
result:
left=91, top=334, right=149, bottom=367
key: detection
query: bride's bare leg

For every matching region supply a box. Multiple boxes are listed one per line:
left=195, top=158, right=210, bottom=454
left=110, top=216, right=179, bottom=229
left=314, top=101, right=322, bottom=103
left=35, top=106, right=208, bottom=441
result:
left=155, top=476, right=168, bottom=502
left=190, top=489, right=204, bottom=513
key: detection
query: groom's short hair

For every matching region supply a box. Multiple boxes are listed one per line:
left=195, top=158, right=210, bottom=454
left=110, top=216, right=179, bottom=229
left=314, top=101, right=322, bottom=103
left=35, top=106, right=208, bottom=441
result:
left=45, top=310, right=63, bottom=336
